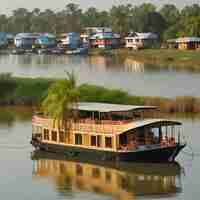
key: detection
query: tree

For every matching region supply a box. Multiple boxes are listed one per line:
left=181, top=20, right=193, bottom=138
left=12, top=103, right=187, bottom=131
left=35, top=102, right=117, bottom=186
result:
left=110, top=4, right=132, bottom=34
left=82, top=7, right=100, bottom=27
left=160, top=4, right=180, bottom=26
left=11, top=8, right=31, bottom=32
left=129, top=3, right=156, bottom=32
left=42, top=71, right=79, bottom=131
left=145, top=12, right=167, bottom=38
left=64, top=3, right=82, bottom=32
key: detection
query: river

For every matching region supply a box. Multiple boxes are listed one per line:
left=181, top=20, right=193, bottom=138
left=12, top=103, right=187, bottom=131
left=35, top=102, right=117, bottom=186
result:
left=0, top=54, right=200, bottom=97
left=0, top=107, right=199, bottom=200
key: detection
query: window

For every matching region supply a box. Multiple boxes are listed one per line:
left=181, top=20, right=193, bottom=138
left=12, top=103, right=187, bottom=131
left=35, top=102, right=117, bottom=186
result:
left=105, top=170, right=111, bottom=183
left=92, top=167, right=100, bottom=178
left=76, top=164, right=83, bottom=176
left=59, top=131, right=65, bottom=143
left=97, top=135, right=101, bottom=147
left=51, top=131, right=57, bottom=142
left=43, top=129, right=49, bottom=140
left=75, top=134, right=82, bottom=145
left=91, top=136, right=96, bottom=146
left=105, top=137, right=112, bottom=148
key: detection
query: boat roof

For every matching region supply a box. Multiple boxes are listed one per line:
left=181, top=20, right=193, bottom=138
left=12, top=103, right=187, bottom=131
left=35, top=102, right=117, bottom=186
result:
left=117, top=119, right=182, bottom=135
left=75, top=102, right=157, bottom=113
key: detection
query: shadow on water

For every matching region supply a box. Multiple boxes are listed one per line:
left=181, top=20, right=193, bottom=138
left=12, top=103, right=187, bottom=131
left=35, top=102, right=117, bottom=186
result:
left=31, top=150, right=183, bottom=200
left=0, top=106, right=32, bottom=127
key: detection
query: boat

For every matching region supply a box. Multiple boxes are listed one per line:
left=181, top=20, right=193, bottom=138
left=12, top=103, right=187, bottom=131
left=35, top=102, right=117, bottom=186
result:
left=31, top=102, right=186, bottom=162
left=31, top=150, right=183, bottom=199
left=65, top=47, right=88, bottom=55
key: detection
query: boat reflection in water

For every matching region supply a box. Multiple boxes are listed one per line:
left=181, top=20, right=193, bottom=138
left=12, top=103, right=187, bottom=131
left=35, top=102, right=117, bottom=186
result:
left=31, top=150, right=183, bottom=200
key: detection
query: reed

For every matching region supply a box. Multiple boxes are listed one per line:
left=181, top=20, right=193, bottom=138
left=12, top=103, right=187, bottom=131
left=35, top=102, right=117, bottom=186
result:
left=0, top=74, right=199, bottom=113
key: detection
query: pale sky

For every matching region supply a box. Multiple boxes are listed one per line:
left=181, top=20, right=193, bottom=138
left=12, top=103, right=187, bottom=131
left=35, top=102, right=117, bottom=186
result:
left=1, top=0, right=200, bottom=14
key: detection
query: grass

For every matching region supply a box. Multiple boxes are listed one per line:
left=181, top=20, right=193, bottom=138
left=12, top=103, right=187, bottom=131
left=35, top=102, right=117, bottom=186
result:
left=89, top=48, right=200, bottom=69
left=0, top=73, right=199, bottom=113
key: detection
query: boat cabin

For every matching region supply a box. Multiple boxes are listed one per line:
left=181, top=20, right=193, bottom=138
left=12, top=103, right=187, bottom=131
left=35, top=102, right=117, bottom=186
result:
left=32, top=102, right=183, bottom=153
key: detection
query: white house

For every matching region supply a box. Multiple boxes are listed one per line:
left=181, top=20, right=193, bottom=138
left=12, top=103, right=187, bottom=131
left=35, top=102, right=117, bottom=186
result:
left=125, top=32, right=158, bottom=50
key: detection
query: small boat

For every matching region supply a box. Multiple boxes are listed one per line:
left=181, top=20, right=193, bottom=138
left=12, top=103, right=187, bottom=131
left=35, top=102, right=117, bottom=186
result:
left=31, top=102, right=186, bottom=162
left=65, top=47, right=88, bottom=55
left=11, top=48, right=25, bottom=55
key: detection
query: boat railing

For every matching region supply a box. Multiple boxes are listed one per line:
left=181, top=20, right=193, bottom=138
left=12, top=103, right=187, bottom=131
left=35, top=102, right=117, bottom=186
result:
left=33, top=115, right=133, bottom=134
left=119, top=137, right=178, bottom=152
left=72, top=119, right=133, bottom=134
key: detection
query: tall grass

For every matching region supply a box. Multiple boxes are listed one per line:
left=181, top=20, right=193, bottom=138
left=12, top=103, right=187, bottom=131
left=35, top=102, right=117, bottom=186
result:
left=0, top=74, right=199, bottom=113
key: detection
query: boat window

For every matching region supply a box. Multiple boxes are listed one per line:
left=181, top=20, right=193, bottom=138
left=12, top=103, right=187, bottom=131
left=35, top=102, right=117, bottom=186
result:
left=97, top=135, right=101, bottom=147
left=59, top=131, right=65, bottom=143
left=91, top=135, right=96, bottom=146
left=105, top=137, right=112, bottom=148
left=51, top=131, right=57, bottom=142
left=92, top=167, right=100, bottom=178
left=151, top=128, right=159, bottom=138
left=43, top=129, right=49, bottom=140
left=76, top=164, right=83, bottom=176
left=32, top=126, right=42, bottom=134
left=105, top=170, right=112, bottom=183
left=75, top=134, right=82, bottom=145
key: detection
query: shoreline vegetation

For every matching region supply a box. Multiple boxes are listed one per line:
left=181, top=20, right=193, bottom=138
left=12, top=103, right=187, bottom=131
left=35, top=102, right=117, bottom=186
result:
left=89, top=48, right=200, bottom=69
left=1, top=73, right=200, bottom=114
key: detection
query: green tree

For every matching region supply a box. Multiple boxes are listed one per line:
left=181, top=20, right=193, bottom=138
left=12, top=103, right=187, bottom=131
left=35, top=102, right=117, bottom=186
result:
left=64, top=3, right=82, bottom=32
left=42, top=71, right=79, bottom=131
left=110, top=4, right=132, bottom=34
left=129, top=3, right=156, bottom=32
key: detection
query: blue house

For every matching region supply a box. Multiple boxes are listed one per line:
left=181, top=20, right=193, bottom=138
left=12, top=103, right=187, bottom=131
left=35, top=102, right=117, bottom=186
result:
left=14, top=33, right=39, bottom=49
left=0, top=32, right=8, bottom=48
left=59, top=32, right=81, bottom=49
left=35, top=33, right=57, bottom=48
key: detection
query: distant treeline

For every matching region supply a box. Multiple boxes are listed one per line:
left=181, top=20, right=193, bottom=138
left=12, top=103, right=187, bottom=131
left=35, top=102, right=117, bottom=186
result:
left=0, top=73, right=200, bottom=113
left=0, top=3, right=200, bottom=40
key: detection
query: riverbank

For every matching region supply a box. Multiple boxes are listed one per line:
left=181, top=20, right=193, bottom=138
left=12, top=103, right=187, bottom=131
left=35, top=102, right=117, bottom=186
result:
left=89, top=48, right=200, bottom=69
left=1, top=74, right=200, bottom=113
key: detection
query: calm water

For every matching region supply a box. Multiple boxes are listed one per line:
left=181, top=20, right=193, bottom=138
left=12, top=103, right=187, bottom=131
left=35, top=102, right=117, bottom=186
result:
left=0, top=108, right=200, bottom=200
left=0, top=54, right=200, bottom=97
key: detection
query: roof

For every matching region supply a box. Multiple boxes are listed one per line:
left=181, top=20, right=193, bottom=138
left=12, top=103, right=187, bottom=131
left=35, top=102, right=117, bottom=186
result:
left=90, top=32, right=120, bottom=40
left=75, top=102, right=157, bottom=113
left=126, top=32, right=158, bottom=40
left=176, top=37, right=200, bottom=43
left=117, top=119, right=182, bottom=135
left=15, top=33, right=40, bottom=39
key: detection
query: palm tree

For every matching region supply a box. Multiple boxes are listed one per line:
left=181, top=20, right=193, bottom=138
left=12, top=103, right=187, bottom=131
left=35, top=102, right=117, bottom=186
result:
left=42, top=71, right=79, bottom=132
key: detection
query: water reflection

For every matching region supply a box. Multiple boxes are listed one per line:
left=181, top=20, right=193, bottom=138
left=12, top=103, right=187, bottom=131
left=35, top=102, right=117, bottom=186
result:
left=32, top=150, right=183, bottom=200
left=1, top=54, right=200, bottom=97
left=0, top=107, right=32, bottom=127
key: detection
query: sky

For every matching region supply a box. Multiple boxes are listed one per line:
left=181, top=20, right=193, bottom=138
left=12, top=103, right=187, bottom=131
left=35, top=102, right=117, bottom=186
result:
left=1, top=0, right=200, bottom=14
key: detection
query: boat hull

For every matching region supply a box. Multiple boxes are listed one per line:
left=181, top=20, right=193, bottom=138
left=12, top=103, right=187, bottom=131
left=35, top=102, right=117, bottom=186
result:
left=31, top=139, right=185, bottom=163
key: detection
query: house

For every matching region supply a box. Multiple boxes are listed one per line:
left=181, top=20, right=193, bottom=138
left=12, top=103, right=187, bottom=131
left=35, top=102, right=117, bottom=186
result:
left=89, top=29, right=121, bottom=49
left=14, top=33, right=40, bottom=49
left=0, top=32, right=8, bottom=48
left=35, top=33, right=57, bottom=49
left=58, top=32, right=81, bottom=49
left=125, top=32, right=158, bottom=50
left=169, top=37, right=200, bottom=50
left=80, top=27, right=113, bottom=43
left=80, top=27, right=115, bottom=45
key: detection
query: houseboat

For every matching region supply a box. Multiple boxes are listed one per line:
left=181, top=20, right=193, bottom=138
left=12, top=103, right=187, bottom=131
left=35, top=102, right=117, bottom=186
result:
left=31, top=102, right=186, bottom=162
left=14, top=33, right=40, bottom=49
